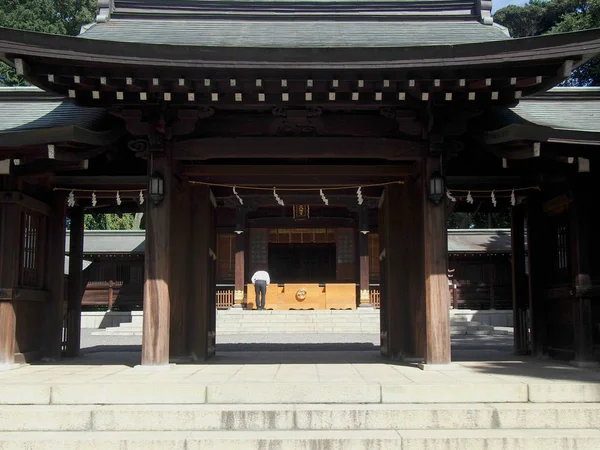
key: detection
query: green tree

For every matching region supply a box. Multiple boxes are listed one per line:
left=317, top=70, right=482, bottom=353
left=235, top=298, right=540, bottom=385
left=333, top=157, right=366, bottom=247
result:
left=494, top=0, right=600, bottom=85
left=84, top=213, right=137, bottom=230
left=0, top=0, right=97, bottom=86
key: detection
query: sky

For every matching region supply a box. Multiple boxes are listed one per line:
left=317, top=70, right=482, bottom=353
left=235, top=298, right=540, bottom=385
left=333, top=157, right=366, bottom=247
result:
left=492, top=0, right=528, bottom=12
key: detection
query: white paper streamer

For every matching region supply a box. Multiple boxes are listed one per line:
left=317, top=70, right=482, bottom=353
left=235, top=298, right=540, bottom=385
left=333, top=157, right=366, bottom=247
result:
left=466, top=191, right=474, bottom=204
left=116, top=191, right=122, bottom=206
left=233, top=186, right=243, bottom=205
left=446, top=189, right=456, bottom=202
left=357, top=187, right=363, bottom=205
left=510, top=189, right=516, bottom=206
left=491, top=190, right=497, bottom=207
left=273, top=188, right=284, bottom=206
left=320, top=189, right=329, bottom=206
left=67, top=190, right=76, bottom=208
left=91, top=192, right=97, bottom=207
left=139, top=190, right=145, bottom=205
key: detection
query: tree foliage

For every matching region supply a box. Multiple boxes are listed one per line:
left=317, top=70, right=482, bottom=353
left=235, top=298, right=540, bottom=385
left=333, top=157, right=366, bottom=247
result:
left=0, top=0, right=97, bottom=86
left=447, top=212, right=511, bottom=229
left=84, top=213, right=137, bottom=231
left=494, top=0, right=600, bottom=85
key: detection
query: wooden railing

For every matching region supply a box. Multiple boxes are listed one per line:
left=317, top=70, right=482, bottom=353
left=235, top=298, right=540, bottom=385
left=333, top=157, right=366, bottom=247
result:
left=370, top=289, right=380, bottom=308
left=369, top=285, right=511, bottom=310
left=216, top=289, right=234, bottom=309
left=82, top=281, right=144, bottom=311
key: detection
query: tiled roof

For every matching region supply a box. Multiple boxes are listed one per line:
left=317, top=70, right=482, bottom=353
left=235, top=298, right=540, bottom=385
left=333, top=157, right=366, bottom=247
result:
left=508, top=87, right=600, bottom=133
left=79, top=0, right=506, bottom=48
left=80, top=19, right=509, bottom=47
left=66, top=229, right=510, bottom=255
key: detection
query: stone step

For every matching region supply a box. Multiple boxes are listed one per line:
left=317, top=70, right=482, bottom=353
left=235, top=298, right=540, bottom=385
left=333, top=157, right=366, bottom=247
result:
left=1, top=404, right=600, bottom=432
left=0, top=429, right=598, bottom=449
left=6, top=381, right=600, bottom=405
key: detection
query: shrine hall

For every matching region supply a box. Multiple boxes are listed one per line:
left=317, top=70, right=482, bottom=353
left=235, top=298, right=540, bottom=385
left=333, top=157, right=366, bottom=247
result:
left=1, top=0, right=600, bottom=369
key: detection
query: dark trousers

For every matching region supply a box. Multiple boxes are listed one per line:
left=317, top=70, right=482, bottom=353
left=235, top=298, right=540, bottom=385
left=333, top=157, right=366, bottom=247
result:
left=254, top=280, right=267, bottom=309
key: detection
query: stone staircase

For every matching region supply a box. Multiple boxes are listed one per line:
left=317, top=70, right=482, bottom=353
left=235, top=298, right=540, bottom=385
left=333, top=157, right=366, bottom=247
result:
left=1, top=385, right=599, bottom=448
left=92, top=309, right=508, bottom=336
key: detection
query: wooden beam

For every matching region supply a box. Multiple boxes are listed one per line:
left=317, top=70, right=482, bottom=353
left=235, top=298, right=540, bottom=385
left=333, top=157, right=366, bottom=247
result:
left=511, top=203, right=529, bottom=355
left=569, top=180, right=596, bottom=366
left=169, top=177, right=191, bottom=359
left=234, top=231, right=245, bottom=307
left=175, top=138, right=425, bottom=161
left=358, top=231, right=370, bottom=306
left=184, top=164, right=412, bottom=178
left=43, top=191, right=66, bottom=361
left=64, top=206, right=84, bottom=357
left=188, top=184, right=215, bottom=360
left=52, top=176, right=147, bottom=187
left=421, top=157, right=451, bottom=366
left=527, top=194, right=548, bottom=358
left=0, top=197, right=21, bottom=365
left=142, top=154, right=172, bottom=366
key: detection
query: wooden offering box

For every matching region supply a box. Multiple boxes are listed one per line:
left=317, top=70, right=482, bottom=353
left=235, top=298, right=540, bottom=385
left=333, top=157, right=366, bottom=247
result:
left=245, top=283, right=356, bottom=310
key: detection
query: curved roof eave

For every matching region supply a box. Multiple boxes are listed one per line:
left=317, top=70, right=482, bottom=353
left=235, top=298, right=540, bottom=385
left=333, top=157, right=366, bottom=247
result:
left=0, top=125, right=125, bottom=148
left=482, top=123, right=600, bottom=146
left=1, top=26, right=600, bottom=69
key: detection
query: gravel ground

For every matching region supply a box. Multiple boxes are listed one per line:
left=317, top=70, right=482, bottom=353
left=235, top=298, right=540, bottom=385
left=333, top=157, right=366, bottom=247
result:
left=80, top=329, right=514, bottom=358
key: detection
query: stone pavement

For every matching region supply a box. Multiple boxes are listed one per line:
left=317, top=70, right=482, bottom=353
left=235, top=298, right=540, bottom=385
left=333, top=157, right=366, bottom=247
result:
left=0, top=334, right=599, bottom=448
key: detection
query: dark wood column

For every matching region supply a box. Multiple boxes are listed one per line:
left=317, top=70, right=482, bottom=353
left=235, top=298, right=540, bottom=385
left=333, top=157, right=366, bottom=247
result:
left=44, top=191, right=66, bottom=361
left=142, top=154, right=172, bottom=366
left=233, top=230, right=245, bottom=308
left=0, top=183, right=21, bottom=365
left=358, top=231, right=370, bottom=307
left=169, top=176, right=191, bottom=359
left=64, top=206, right=84, bottom=357
left=569, top=179, right=596, bottom=366
left=527, top=194, right=548, bottom=358
left=188, top=184, right=216, bottom=360
left=380, top=183, right=407, bottom=359
left=511, top=203, right=530, bottom=355
left=421, top=157, right=451, bottom=366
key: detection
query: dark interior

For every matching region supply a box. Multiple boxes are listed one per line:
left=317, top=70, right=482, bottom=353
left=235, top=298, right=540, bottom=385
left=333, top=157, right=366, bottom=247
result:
left=268, top=243, right=336, bottom=283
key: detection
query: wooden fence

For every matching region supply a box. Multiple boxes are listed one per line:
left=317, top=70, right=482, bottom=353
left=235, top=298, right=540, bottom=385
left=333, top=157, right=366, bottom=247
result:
left=216, top=289, right=234, bottom=309
left=369, top=284, right=510, bottom=310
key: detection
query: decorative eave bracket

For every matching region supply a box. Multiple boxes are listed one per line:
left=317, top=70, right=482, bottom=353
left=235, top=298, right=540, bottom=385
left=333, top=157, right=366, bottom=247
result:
left=96, top=0, right=115, bottom=23
left=475, top=0, right=493, bottom=25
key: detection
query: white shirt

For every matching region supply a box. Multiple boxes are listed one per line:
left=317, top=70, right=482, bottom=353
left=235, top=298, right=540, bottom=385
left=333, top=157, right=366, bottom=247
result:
left=251, top=270, right=270, bottom=285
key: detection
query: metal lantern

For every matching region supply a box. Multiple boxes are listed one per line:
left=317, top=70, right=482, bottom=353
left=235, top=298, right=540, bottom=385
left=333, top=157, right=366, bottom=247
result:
left=149, top=172, right=164, bottom=205
left=428, top=171, right=445, bottom=205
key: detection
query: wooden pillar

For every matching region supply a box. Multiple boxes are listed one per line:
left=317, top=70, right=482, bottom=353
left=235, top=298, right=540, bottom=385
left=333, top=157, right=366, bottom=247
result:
left=141, top=155, right=172, bottom=366
left=64, top=206, right=84, bottom=357
left=169, top=177, right=191, bottom=359
left=188, top=184, right=215, bottom=360
left=511, top=203, right=530, bottom=355
left=0, top=188, right=21, bottom=365
left=527, top=195, right=547, bottom=358
left=233, top=231, right=245, bottom=308
left=421, top=157, right=451, bottom=366
left=380, top=183, right=408, bottom=359
left=43, top=191, right=66, bottom=361
left=569, top=180, right=596, bottom=366
left=358, top=231, right=370, bottom=307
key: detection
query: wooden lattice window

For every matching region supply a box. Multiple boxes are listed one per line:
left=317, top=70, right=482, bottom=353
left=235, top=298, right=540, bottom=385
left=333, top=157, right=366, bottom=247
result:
left=20, top=211, right=44, bottom=287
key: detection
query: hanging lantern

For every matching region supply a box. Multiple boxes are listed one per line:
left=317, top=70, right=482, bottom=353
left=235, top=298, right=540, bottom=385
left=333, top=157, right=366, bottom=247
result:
left=428, top=171, right=445, bottom=205
left=149, top=172, right=165, bottom=205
